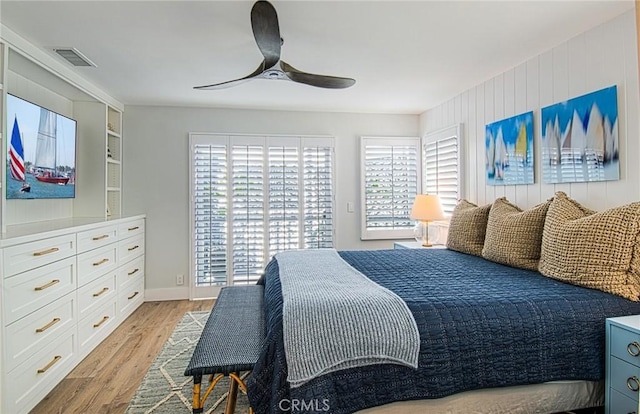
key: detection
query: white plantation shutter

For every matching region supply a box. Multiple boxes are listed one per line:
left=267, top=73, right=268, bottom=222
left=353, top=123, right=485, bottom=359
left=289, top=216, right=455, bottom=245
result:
left=423, top=125, right=462, bottom=215
left=360, top=137, right=420, bottom=240
left=189, top=134, right=335, bottom=298
left=303, top=145, right=334, bottom=248
left=231, top=144, right=265, bottom=285
left=193, top=144, right=228, bottom=288
left=269, top=146, right=300, bottom=255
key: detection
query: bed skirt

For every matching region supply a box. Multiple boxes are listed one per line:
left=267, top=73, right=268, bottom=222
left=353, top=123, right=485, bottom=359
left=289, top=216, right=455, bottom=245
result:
left=356, top=380, right=603, bottom=414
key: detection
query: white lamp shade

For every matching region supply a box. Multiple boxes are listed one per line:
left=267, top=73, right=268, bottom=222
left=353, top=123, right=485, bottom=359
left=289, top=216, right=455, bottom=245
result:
left=410, top=194, right=445, bottom=221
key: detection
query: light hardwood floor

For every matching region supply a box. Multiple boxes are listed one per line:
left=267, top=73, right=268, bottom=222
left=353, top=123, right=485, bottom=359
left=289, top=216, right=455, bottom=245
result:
left=31, top=299, right=215, bottom=414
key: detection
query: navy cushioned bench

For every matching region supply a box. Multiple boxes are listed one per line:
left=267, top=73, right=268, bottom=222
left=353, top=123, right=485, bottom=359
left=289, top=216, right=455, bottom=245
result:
left=185, top=285, right=265, bottom=414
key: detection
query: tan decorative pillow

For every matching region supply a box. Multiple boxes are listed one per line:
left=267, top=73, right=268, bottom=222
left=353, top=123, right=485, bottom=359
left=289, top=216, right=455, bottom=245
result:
left=539, top=192, right=640, bottom=301
left=481, top=197, right=551, bottom=270
left=446, top=200, right=491, bottom=256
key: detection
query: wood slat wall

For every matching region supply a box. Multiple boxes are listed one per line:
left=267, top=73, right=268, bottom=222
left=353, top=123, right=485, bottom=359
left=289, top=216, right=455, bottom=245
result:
left=420, top=10, right=640, bottom=211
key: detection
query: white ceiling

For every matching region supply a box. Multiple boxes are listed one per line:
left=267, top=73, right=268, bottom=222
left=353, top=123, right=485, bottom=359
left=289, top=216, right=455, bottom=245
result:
left=0, top=1, right=635, bottom=115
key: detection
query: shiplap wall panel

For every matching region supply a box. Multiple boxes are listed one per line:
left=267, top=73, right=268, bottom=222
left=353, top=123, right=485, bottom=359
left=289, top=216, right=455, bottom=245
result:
left=622, top=11, right=640, bottom=205
left=551, top=43, right=572, bottom=199
left=421, top=11, right=640, bottom=211
left=475, top=84, right=486, bottom=203
left=493, top=74, right=506, bottom=200
left=467, top=87, right=478, bottom=203
left=526, top=58, right=540, bottom=207
left=503, top=69, right=516, bottom=203
left=514, top=65, right=528, bottom=207
left=461, top=90, right=469, bottom=201
left=484, top=79, right=495, bottom=203
left=567, top=34, right=588, bottom=204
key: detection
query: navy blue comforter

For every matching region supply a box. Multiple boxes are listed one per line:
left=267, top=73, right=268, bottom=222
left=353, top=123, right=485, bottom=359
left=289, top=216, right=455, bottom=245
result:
left=246, top=249, right=640, bottom=413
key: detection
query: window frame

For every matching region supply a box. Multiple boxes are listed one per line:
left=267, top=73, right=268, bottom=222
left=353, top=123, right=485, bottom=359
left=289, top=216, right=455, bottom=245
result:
left=189, top=133, right=335, bottom=299
left=359, top=136, right=421, bottom=240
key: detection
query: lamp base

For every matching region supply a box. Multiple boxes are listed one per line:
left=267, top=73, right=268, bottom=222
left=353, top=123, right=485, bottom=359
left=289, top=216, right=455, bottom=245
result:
left=413, top=220, right=432, bottom=247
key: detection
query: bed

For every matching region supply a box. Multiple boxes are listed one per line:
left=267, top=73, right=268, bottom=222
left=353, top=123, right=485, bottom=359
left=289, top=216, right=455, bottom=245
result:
left=245, top=248, right=640, bottom=414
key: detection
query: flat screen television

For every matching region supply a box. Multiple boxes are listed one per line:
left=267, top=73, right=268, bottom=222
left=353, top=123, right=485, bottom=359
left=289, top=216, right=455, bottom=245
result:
left=6, top=93, right=77, bottom=199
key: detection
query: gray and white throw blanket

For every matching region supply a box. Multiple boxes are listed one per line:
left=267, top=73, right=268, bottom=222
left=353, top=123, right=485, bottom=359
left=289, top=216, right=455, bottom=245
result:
left=275, top=249, right=420, bottom=388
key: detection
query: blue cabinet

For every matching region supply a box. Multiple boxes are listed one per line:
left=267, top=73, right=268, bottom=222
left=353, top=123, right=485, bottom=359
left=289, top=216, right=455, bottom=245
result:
left=606, top=316, right=640, bottom=414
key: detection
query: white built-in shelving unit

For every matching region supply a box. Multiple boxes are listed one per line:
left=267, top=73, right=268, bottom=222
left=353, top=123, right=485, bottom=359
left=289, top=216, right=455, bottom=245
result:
left=106, top=106, right=122, bottom=217
left=0, top=41, right=125, bottom=230
left=0, top=30, right=145, bottom=414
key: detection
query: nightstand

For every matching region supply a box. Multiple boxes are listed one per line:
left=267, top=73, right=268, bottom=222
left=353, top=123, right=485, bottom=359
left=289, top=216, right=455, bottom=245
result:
left=393, top=241, right=446, bottom=249
left=606, top=315, right=640, bottom=414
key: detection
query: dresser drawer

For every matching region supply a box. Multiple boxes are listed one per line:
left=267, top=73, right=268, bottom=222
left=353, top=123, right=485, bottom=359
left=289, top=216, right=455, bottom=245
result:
left=3, top=233, right=76, bottom=277
left=77, top=225, right=118, bottom=254
left=5, top=292, right=76, bottom=372
left=611, top=324, right=640, bottom=368
left=610, top=356, right=640, bottom=401
left=119, top=277, right=144, bottom=319
left=118, top=219, right=144, bottom=240
left=77, top=271, right=117, bottom=319
left=77, top=244, right=118, bottom=287
left=118, top=255, right=145, bottom=289
left=610, top=387, right=639, bottom=414
left=3, top=256, right=76, bottom=325
left=5, top=327, right=77, bottom=414
left=78, top=298, right=117, bottom=356
left=117, top=234, right=144, bottom=265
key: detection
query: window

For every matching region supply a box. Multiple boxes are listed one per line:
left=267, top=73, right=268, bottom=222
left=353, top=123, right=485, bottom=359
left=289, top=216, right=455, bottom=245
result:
left=360, top=136, right=420, bottom=240
left=423, top=125, right=462, bottom=215
left=190, top=134, right=334, bottom=298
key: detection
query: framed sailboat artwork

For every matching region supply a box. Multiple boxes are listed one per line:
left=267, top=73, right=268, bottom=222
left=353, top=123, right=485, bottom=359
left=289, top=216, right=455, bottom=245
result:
left=485, top=111, right=534, bottom=185
left=5, top=94, right=77, bottom=199
left=540, top=85, right=619, bottom=184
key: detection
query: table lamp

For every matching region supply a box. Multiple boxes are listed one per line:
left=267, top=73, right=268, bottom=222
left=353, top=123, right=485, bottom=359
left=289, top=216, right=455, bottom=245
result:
left=410, top=194, right=445, bottom=247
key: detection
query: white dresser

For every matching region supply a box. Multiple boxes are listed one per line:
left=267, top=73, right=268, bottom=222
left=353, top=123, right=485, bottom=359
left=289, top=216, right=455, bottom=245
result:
left=0, top=215, right=145, bottom=414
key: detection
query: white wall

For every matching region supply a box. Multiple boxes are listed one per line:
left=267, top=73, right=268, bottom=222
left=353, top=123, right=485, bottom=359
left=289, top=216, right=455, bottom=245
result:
left=123, top=106, right=418, bottom=299
left=420, top=10, right=640, bottom=211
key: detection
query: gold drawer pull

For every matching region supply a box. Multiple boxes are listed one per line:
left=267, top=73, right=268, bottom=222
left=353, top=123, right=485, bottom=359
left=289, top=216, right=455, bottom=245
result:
left=34, top=279, right=60, bottom=291
left=127, top=245, right=140, bottom=252
left=628, top=341, right=640, bottom=357
left=33, top=247, right=59, bottom=257
left=37, top=355, right=61, bottom=374
left=92, top=234, right=110, bottom=241
left=128, top=226, right=140, bottom=231
left=93, top=316, right=109, bottom=328
left=93, top=287, right=109, bottom=297
left=35, top=317, right=61, bottom=333
left=93, top=258, right=109, bottom=266
left=128, top=268, right=140, bottom=276
left=128, top=291, right=139, bottom=300
left=627, top=376, right=640, bottom=392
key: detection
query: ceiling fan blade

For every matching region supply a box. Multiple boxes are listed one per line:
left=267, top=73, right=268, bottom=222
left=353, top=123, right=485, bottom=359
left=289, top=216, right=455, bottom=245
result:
left=281, top=61, right=355, bottom=89
left=251, top=1, right=281, bottom=69
left=194, top=62, right=266, bottom=90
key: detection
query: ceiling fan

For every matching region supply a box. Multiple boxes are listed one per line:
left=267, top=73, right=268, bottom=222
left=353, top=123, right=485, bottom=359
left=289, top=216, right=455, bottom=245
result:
left=194, top=0, right=356, bottom=90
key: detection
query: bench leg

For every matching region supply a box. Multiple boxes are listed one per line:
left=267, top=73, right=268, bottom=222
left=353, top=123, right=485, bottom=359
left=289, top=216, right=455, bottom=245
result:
left=224, top=373, right=239, bottom=414
left=192, top=373, right=225, bottom=413
left=228, top=372, right=254, bottom=414
left=192, top=374, right=203, bottom=414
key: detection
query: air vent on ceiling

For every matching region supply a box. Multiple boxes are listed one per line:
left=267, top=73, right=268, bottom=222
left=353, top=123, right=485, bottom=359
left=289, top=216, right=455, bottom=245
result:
left=53, top=48, right=97, bottom=67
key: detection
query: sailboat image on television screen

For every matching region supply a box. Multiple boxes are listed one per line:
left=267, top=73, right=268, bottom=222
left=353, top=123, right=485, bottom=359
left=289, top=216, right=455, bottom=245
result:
left=8, top=117, right=31, bottom=193
left=34, top=109, right=69, bottom=185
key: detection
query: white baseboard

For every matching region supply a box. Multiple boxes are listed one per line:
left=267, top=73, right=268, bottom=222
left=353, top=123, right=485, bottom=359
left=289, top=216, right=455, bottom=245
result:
left=144, top=287, right=189, bottom=302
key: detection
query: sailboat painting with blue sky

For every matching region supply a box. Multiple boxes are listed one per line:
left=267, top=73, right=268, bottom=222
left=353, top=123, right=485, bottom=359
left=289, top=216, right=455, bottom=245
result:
left=485, top=111, right=534, bottom=185
left=541, top=85, right=619, bottom=184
